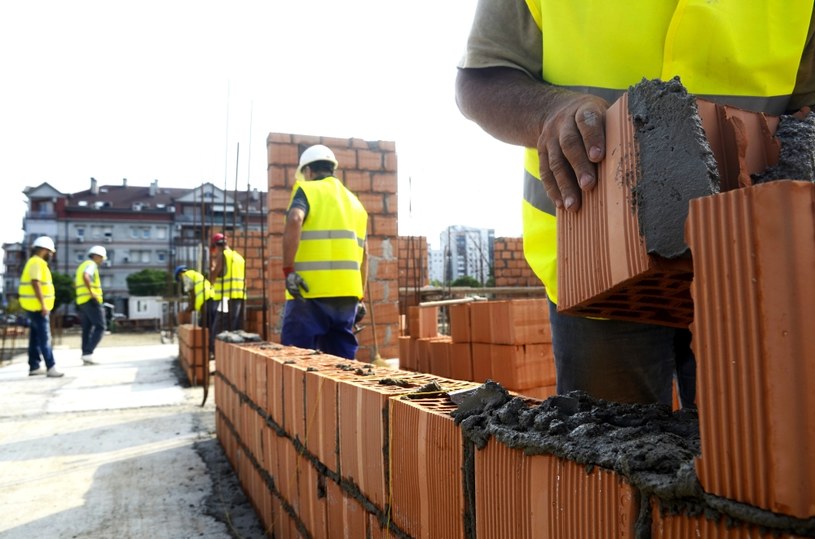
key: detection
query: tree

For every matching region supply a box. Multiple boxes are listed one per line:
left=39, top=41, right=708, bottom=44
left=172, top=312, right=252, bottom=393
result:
left=126, top=269, right=171, bottom=296
left=451, top=275, right=482, bottom=288
left=52, top=272, right=75, bottom=309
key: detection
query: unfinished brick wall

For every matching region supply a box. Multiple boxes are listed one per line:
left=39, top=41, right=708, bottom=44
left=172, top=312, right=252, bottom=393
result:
left=492, top=237, right=540, bottom=288
left=266, top=133, right=399, bottom=361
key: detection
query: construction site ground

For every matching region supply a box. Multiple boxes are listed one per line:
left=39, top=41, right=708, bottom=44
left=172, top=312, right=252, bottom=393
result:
left=0, top=330, right=265, bottom=539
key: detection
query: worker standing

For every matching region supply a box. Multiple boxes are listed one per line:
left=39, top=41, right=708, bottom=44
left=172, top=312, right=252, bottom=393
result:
left=455, top=1, right=815, bottom=406
left=280, top=144, right=369, bottom=360
left=174, top=265, right=217, bottom=352
left=74, top=245, right=107, bottom=365
left=209, top=233, right=246, bottom=336
left=18, top=236, right=63, bottom=377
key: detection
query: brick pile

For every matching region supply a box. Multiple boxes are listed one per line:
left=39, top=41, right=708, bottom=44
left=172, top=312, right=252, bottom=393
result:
left=398, top=299, right=557, bottom=400
left=177, top=323, right=208, bottom=386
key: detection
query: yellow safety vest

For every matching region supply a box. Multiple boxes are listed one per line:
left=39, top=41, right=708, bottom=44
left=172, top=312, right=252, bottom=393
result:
left=288, top=177, right=368, bottom=299
left=74, top=259, right=103, bottom=305
left=18, top=256, right=55, bottom=312
left=212, top=248, right=247, bottom=301
left=522, top=0, right=814, bottom=304
left=183, top=269, right=214, bottom=311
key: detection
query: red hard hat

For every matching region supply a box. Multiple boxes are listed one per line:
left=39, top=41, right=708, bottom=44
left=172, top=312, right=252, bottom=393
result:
left=211, top=233, right=226, bottom=246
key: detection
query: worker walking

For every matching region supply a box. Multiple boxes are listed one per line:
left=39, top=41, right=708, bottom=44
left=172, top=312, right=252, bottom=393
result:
left=174, top=265, right=217, bottom=352
left=455, top=1, right=815, bottom=406
left=18, top=236, right=63, bottom=377
left=280, top=144, right=369, bottom=360
left=209, top=233, right=246, bottom=336
left=74, top=245, right=107, bottom=365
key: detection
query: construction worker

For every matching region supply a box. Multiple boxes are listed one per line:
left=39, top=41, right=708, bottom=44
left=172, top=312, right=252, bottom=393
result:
left=18, top=236, right=63, bottom=377
left=281, top=144, right=369, bottom=360
left=174, top=265, right=217, bottom=351
left=74, top=245, right=107, bottom=365
left=209, top=233, right=246, bottom=336
left=455, top=2, right=815, bottom=406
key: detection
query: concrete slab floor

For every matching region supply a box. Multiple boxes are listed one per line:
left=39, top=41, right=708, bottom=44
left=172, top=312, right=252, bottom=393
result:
left=0, top=332, right=264, bottom=539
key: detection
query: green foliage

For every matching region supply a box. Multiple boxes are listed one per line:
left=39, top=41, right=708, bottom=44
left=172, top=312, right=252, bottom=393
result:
left=126, top=269, right=171, bottom=296
left=451, top=275, right=482, bottom=288
left=52, top=272, right=75, bottom=309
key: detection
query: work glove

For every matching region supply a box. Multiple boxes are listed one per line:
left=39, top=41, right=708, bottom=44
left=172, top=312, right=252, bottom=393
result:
left=285, top=271, right=309, bottom=300
left=355, top=301, right=367, bottom=324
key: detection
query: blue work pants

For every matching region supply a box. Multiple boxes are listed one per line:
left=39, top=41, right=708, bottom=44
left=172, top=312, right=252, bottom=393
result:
left=78, top=300, right=106, bottom=356
left=27, top=311, right=55, bottom=371
left=280, top=297, right=359, bottom=360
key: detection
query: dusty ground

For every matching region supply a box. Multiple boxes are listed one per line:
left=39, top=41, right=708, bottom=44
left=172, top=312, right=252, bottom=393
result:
left=0, top=330, right=265, bottom=539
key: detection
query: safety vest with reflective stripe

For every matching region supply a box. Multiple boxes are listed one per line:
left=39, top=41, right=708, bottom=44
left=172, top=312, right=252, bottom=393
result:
left=18, top=256, right=55, bottom=312
left=182, top=269, right=214, bottom=311
left=289, top=176, right=368, bottom=299
left=74, top=259, right=103, bottom=305
left=522, top=0, right=814, bottom=304
left=212, top=248, right=247, bottom=301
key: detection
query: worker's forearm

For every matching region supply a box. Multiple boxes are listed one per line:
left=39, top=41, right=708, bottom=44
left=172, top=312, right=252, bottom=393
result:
left=282, top=221, right=302, bottom=269
left=456, top=67, right=576, bottom=148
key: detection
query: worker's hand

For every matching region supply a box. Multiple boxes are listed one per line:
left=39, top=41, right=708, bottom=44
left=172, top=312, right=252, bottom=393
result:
left=285, top=272, right=309, bottom=300
left=537, top=92, right=609, bottom=212
left=355, top=301, right=367, bottom=324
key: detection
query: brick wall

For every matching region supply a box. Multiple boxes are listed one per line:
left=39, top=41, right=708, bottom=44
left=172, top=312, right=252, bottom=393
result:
left=266, top=133, right=399, bottom=361
left=492, top=237, right=539, bottom=288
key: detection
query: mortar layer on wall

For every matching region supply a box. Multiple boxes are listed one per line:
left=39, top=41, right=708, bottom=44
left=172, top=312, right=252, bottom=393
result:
left=453, top=382, right=815, bottom=538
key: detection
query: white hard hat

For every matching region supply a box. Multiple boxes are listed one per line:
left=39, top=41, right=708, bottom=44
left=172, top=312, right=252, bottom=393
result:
left=298, top=144, right=338, bottom=173
left=32, top=236, right=55, bottom=253
left=88, top=245, right=107, bottom=260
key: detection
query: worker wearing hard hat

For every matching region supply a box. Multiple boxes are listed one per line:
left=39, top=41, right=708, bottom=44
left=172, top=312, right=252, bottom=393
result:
left=174, top=265, right=217, bottom=351
left=74, top=245, right=107, bottom=365
left=456, top=1, right=815, bottom=406
left=18, top=236, right=63, bottom=377
left=281, top=144, right=369, bottom=360
left=209, top=232, right=246, bottom=336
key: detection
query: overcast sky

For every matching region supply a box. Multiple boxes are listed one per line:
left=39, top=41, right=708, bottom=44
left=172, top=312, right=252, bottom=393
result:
left=0, top=1, right=524, bottom=254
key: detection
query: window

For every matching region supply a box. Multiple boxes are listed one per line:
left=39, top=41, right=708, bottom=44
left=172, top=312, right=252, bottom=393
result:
left=156, top=227, right=167, bottom=240
left=75, top=251, right=84, bottom=262
left=157, top=251, right=167, bottom=263
left=142, top=228, right=150, bottom=239
left=76, top=227, right=85, bottom=238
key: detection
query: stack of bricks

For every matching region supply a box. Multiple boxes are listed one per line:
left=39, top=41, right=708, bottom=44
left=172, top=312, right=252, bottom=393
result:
left=398, top=299, right=557, bottom=400
left=265, top=133, right=400, bottom=361
left=177, top=323, right=208, bottom=386
left=492, top=237, right=541, bottom=288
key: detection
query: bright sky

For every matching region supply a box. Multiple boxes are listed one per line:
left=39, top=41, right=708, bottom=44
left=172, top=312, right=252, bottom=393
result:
left=0, top=1, right=524, bottom=252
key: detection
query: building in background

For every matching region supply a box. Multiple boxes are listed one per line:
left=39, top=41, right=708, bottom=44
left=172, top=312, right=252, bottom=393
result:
left=427, top=248, right=444, bottom=284
left=439, top=225, right=494, bottom=285
left=2, top=177, right=266, bottom=314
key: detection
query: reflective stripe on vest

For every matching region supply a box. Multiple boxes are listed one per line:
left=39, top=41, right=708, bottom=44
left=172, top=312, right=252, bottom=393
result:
left=74, top=259, right=102, bottom=305
left=212, top=248, right=247, bottom=300
left=18, top=256, right=55, bottom=311
left=290, top=177, right=368, bottom=299
left=183, top=269, right=214, bottom=311
left=522, top=0, right=813, bottom=304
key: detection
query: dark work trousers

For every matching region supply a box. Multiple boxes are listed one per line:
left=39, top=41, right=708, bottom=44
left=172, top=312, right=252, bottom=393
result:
left=200, top=299, right=218, bottom=353
left=548, top=300, right=677, bottom=406
left=27, top=311, right=56, bottom=370
left=78, top=299, right=106, bottom=356
left=212, top=299, right=244, bottom=337
left=280, top=297, right=359, bottom=359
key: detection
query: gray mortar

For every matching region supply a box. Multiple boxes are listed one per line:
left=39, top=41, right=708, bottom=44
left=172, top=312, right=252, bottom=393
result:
left=628, top=77, right=720, bottom=259
left=753, top=111, right=815, bottom=183
left=452, top=381, right=815, bottom=538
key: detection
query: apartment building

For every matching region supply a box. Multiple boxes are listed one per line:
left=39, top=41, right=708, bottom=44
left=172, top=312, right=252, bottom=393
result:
left=5, top=177, right=266, bottom=314
left=438, top=224, right=494, bottom=285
